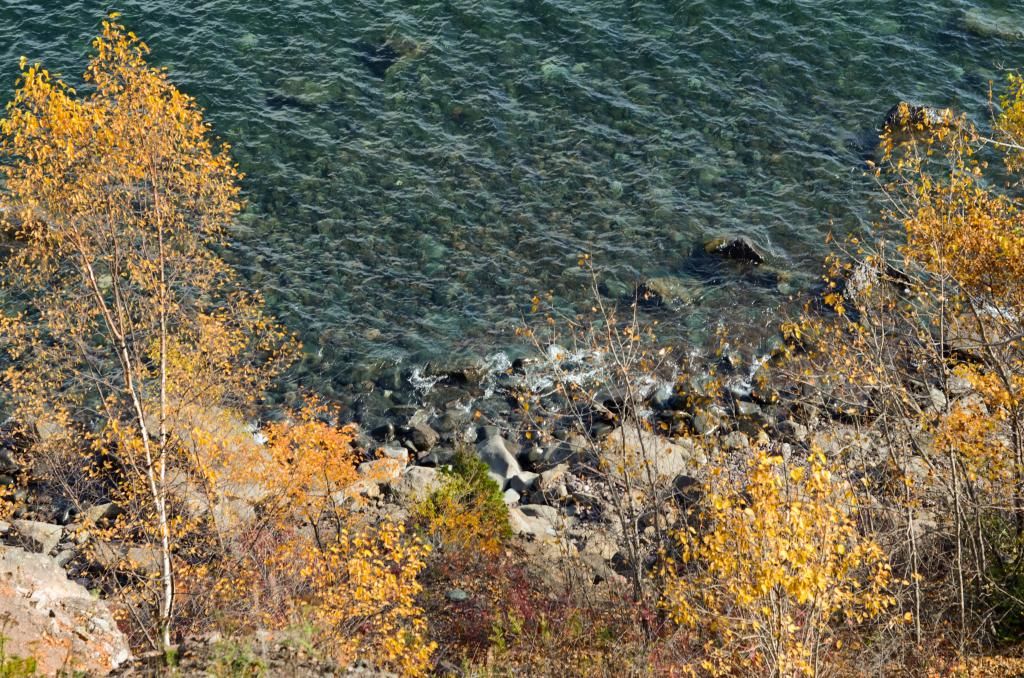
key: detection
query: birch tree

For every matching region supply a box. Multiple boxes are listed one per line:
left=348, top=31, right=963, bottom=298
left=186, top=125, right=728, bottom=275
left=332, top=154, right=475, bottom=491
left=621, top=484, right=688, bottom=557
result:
left=0, top=16, right=290, bottom=649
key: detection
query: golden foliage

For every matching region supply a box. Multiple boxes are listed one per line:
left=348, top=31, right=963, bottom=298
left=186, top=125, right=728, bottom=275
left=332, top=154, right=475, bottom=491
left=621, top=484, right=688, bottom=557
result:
left=173, top=407, right=435, bottom=675
left=0, top=17, right=283, bottom=649
left=0, top=21, right=437, bottom=669
left=257, top=405, right=360, bottom=524
left=996, top=73, right=1024, bottom=173
left=663, top=448, right=895, bottom=676
left=942, top=653, right=1024, bottom=678
left=276, top=521, right=435, bottom=676
left=8, top=13, right=1024, bottom=677
left=0, top=16, right=290, bottom=649
left=773, top=72, right=1024, bottom=663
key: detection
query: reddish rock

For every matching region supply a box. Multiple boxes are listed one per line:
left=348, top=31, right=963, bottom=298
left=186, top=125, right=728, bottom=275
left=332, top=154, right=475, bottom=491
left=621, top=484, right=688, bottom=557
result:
left=0, top=545, right=130, bottom=675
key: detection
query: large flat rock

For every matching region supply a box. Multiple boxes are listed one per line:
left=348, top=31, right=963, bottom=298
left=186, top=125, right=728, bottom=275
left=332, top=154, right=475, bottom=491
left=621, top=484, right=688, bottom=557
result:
left=602, top=423, right=704, bottom=486
left=0, top=545, right=130, bottom=675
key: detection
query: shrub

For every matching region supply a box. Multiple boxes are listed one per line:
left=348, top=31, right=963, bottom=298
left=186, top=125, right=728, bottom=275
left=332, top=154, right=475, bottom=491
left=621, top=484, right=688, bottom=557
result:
left=208, top=638, right=267, bottom=678
left=173, top=406, right=435, bottom=675
left=272, top=521, right=435, bottom=676
left=780, top=72, right=1024, bottom=655
left=663, top=447, right=896, bottom=676
left=0, top=635, right=35, bottom=678
left=413, top=449, right=511, bottom=556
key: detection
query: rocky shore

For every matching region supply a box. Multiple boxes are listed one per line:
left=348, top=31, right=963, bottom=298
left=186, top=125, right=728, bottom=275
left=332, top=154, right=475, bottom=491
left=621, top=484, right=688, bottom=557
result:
left=2, top=208, right=978, bottom=675
left=0, top=232, right=884, bottom=675
left=0, top=304, right=810, bottom=675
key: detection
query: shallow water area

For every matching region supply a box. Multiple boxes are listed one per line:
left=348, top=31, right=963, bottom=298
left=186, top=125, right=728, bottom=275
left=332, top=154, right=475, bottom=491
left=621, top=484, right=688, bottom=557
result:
left=2, top=0, right=1024, bottom=399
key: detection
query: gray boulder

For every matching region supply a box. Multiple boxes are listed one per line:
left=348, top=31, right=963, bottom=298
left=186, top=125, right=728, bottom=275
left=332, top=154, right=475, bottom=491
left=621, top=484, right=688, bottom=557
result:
left=11, top=519, right=62, bottom=555
left=534, top=438, right=584, bottom=467
left=508, top=472, right=539, bottom=494
left=32, top=414, right=69, bottom=442
left=520, top=504, right=562, bottom=524
left=400, top=422, right=440, bottom=453
left=507, top=504, right=564, bottom=542
left=87, top=540, right=127, bottom=571
left=777, top=419, right=809, bottom=443
left=476, top=433, right=522, bottom=490
left=125, top=545, right=162, bottom=577
left=377, top=444, right=410, bottom=464
left=602, top=424, right=703, bottom=485
left=389, top=466, right=442, bottom=503
left=357, top=458, right=405, bottom=484
left=0, top=449, right=18, bottom=474
left=721, top=431, right=750, bottom=451
left=80, top=502, right=122, bottom=527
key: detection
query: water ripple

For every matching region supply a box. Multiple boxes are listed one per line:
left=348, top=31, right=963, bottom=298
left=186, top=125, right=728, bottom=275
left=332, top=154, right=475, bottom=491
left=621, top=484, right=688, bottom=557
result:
left=2, top=1, right=1023, bottom=392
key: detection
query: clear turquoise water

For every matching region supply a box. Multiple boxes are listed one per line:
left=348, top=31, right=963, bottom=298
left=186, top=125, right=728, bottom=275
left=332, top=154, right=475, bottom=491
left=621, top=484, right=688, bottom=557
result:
left=2, top=1, right=1024, bottom=395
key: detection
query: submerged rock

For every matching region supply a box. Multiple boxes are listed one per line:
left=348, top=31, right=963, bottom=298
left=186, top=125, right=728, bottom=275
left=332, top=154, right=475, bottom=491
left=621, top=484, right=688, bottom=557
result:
left=540, top=59, right=571, bottom=84
left=962, top=8, right=1024, bottom=42
left=882, top=102, right=953, bottom=134
left=237, top=32, right=259, bottom=50
left=598, top=276, right=632, bottom=300
left=637, top=276, right=696, bottom=306
left=270, top=76, right=337, bottom=109
left=357, top=41, right=401, bottom=79
left=703, top=235, right=766, bottom=265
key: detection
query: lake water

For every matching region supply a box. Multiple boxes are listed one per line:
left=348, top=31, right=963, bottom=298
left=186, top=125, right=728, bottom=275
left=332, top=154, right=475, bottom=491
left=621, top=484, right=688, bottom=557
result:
left=2, top=0, right=1024, bottom=398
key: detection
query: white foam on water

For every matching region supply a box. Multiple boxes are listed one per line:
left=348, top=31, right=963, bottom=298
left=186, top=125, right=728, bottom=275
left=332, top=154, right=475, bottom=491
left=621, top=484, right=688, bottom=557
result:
left=408, top=367, right=444, bottom=395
